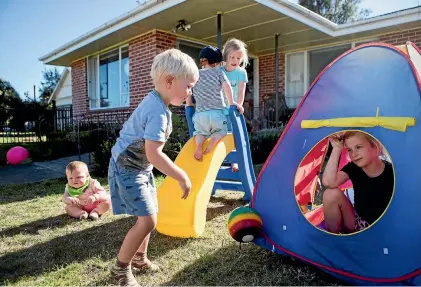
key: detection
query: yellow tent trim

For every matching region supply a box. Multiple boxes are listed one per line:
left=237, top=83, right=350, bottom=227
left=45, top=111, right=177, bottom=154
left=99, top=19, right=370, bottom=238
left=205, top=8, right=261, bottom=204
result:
left=301, top=116, right=416, bottom=132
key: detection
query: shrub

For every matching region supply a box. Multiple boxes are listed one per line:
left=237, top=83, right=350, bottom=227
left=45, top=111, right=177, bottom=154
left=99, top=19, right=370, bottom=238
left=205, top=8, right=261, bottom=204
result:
left=92, top=128, right=119, bottom=177
left=249, top=127, right=284, bottom=164
left=92, top=138, right=115, bottom=177
left=91, top=113, right=189, bottom=177
left=163, top=114, right=189, bottom=162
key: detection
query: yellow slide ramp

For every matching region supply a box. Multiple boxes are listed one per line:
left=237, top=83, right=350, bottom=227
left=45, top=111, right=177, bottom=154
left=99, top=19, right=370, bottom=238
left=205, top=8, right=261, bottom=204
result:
left=156, top=134, right=235, bottom=238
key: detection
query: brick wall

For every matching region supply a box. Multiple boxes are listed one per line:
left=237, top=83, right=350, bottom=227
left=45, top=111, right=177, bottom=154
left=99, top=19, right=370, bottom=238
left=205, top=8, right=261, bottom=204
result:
left=71, top=58, right=88, bottom=117
left=129, top=30, right=176, bottom=110
left=379, top=27, right=421, bottom=47
left=258, top=53, right=285, bottom=103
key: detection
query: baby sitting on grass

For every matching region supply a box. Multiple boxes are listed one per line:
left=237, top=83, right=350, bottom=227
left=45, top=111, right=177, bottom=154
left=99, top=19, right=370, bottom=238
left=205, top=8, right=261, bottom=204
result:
left=63, top=161, right=111, bottom=220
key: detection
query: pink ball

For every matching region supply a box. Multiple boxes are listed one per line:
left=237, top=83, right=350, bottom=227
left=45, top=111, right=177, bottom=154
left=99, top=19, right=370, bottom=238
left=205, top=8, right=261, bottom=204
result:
left=6, top=146, right=29, bottom=165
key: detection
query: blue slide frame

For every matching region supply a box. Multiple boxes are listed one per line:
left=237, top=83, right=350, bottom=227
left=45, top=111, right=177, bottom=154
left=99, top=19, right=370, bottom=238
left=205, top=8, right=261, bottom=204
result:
left=185, top=105, right=256, bottom=202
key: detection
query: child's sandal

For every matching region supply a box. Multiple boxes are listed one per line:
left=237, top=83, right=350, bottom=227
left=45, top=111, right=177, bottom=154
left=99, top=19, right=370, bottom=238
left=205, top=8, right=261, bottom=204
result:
left=79, top=212, right=88, bottom=220
left=132, top=258, right=160, bottom=273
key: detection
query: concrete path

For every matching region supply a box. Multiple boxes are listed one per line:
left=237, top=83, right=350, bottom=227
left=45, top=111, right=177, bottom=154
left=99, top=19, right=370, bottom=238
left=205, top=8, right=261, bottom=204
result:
left=0, top=153, right=93, bottom=186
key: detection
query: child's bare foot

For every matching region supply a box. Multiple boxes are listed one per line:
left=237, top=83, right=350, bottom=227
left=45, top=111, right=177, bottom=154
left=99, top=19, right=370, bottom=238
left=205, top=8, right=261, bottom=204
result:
left=89, top=211, right=99, bottom=220
left=194, top=148, right=203, bottom=161
left=231, top=163, right=239, bottom=173
left=79, top=211, right=88, bottom=220
left=203, top=146, right=212, bottom=155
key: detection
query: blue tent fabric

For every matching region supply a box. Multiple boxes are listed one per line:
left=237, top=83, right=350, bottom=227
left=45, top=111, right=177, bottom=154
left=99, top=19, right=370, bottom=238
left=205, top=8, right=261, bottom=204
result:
left=251, top=43, right=421, bottom=285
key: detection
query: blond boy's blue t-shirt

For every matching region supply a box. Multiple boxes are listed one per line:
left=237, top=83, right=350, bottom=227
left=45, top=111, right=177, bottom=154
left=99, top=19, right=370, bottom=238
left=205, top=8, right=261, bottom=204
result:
left=111, top=89, right=172, bottom=172
left=221, top=66, right=248, bottom=104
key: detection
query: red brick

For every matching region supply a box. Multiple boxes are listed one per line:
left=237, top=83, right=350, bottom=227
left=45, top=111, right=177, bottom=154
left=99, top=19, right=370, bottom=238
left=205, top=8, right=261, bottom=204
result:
left=71, top=58, right=88, bottom=117
left=129, top=30, right=176, bottom=111
left=379, top=27, right=421, bottom=48
left=258, top=53, right=285, bottom=102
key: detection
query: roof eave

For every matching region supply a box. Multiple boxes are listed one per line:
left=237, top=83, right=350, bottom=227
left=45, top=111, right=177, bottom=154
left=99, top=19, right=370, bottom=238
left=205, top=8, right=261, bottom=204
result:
left=333, top=6, right=421, bottom=36
left=39, top=0, right=186, bottom=65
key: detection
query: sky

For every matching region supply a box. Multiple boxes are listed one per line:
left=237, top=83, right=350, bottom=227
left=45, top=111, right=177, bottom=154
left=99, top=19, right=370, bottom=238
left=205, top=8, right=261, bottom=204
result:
left=0, top=0, right=420, bottom=98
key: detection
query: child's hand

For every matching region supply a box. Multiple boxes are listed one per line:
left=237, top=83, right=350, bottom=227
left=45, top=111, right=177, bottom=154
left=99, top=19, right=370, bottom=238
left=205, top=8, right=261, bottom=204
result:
left=329, top=135, right=343, bottom=150
left=82, top=195, right=97, bottom=205
left=235, top=103, right=244, bottom=114
left=67, top=197, right=81, bottom=206
left=178, top=176, right=192, bottom=199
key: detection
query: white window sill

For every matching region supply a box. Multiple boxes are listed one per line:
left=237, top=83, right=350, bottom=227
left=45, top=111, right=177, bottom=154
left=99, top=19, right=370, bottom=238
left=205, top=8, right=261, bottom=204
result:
left=89, top=106, right=130, bottom=112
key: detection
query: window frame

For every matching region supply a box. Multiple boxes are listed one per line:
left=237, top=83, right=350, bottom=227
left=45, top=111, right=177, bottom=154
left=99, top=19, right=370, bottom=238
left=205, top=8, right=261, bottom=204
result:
left=87, top=44, right=130, bottom=111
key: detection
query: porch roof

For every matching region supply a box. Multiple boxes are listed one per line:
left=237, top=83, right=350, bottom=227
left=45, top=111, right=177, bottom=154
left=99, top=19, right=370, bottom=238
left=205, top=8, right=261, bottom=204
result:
left=39, top=0, right=421, bottom=66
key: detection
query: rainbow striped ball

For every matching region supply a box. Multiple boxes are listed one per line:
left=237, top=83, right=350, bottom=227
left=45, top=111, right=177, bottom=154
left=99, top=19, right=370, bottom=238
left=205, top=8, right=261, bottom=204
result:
left=228, top=206, right=263, bottom=243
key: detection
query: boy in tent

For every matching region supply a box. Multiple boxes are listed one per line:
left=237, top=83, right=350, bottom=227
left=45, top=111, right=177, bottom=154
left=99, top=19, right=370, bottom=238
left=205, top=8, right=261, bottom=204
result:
left=322, top=131, right=394, bottom=234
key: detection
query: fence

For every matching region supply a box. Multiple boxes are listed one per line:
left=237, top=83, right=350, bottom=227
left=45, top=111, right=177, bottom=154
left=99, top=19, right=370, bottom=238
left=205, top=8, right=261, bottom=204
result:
left=0, top=101, right=294, bottom=165
left=0, top=107, right=59, bottom=144
left=0, top=106, right=132, bottom=165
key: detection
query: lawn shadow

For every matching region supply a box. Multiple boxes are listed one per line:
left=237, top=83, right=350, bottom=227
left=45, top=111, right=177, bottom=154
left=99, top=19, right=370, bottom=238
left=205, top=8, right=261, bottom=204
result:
left=164, top=243, right=346, bottom=286
left=0, top=178, right=66, bottom=205
left=0, top=214, right=72, bottom=238
left=206, top=195, right=247, bottom=221
left=0, top=216, right=190, bottom=285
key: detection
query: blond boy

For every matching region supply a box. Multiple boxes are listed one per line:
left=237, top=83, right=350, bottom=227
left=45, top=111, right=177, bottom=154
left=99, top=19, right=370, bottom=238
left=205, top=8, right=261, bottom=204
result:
left=108, top=49, right=199, bottom=286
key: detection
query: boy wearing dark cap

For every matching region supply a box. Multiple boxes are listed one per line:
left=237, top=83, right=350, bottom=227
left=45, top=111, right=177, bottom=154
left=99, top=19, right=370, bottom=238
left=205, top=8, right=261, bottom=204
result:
left=186, top=45, right=243, bottom=161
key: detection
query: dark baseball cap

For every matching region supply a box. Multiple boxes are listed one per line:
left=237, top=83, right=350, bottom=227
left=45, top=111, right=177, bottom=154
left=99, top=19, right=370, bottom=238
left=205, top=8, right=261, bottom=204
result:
left=199, top=45, right=223, bottom=64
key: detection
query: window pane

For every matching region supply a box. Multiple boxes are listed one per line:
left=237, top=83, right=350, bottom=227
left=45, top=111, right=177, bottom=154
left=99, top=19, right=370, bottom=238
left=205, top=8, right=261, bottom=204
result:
left=178, top=42, right=202, bottom=67
left=121, top=46, right=129, bottom=107
left=99, top=49, right=120, bottom=108
left=286, top=52, right=304, bottom=109
left=308, top=44, right=351, bottom=84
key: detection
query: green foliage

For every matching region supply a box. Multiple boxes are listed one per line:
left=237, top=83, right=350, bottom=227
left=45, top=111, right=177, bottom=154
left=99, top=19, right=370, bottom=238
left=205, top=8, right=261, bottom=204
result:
left=163, top=113, right=189, bottom=161
left=92, top=138, right=115, bottom=177
left=91, top=126, right=122, bottom=177
left=38, top=68, right=61, bottom=104
left=250, top=127, right=284, bottom=164
left=91, top=113, right=189, bottom=177
left=298, top=0, right=371, bottom=24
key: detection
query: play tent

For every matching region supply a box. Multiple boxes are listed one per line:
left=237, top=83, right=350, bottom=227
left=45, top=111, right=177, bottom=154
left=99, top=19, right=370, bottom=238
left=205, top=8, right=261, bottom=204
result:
left=250, top=42, right=421, bottom=285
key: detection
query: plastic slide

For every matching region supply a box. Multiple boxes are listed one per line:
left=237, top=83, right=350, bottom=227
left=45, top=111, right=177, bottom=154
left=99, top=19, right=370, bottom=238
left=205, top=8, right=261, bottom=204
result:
left=156, top=134, right=235, bottom=238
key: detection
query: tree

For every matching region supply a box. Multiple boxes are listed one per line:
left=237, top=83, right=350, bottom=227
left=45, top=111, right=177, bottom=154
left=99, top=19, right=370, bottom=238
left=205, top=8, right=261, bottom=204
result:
left=38, top=67, right=61, bottom=104
left=0, top=78, right=22, bottom=109
left=298, top=0, right=371, bottom=24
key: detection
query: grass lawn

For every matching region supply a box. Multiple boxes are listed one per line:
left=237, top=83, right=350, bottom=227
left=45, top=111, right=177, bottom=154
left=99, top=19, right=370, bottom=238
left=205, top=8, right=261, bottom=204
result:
left=0, top=175, right=343, bottom=286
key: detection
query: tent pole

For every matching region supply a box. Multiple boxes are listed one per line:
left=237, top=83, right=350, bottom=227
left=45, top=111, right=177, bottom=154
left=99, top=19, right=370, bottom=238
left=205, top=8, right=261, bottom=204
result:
left=217, top=12, right=222, bottom=50
left=275, top=33, right=279, bottom=128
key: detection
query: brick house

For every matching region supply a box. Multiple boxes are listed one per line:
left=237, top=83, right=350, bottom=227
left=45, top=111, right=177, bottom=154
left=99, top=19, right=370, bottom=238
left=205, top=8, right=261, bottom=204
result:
left=39, top=0, right=421, bottom=121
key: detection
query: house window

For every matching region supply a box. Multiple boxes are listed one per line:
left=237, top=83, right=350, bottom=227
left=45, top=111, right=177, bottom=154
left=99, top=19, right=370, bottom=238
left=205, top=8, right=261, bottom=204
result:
left=88, top=46, right=129, bottom=110
left=177, top=40, right=203, bottom=68
left=285, top=40, right=379, bottom=109
left=285, top=52, right=305, bottom=109
left=308, top=44, right=351, bottom=84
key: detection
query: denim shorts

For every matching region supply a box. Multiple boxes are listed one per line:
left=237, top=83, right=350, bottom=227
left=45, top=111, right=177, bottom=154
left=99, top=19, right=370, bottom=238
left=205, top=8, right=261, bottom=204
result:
left=193, top=109, right=228, bottom=137
left=108, top=158, right=157, bottom=216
